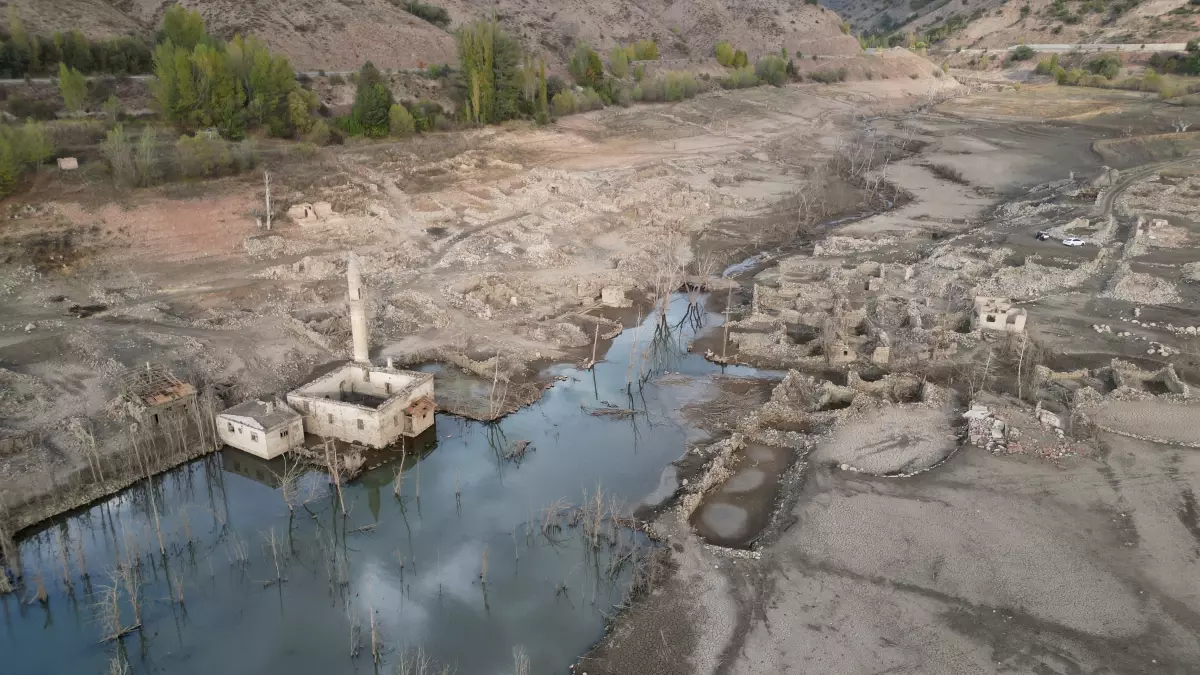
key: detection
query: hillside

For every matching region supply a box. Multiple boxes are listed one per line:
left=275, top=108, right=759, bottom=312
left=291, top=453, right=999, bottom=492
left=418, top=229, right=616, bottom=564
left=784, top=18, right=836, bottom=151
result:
left=4, top=0, right=860, bottom=71
left=822, top=0, right=1199, bottom=47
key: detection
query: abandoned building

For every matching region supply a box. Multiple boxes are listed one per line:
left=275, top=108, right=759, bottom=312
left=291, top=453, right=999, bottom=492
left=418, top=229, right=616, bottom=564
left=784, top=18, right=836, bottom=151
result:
left=213, top=252, right=437, bottom=456
left=118, top=364, right=197, bottom=428
left=284, top=252, right=436, bottom=449
left=287, top=361, right=435, bottom=448
left=972, top=296, right=1027, bottom=333
left=216, top=399, right=304, bottom=460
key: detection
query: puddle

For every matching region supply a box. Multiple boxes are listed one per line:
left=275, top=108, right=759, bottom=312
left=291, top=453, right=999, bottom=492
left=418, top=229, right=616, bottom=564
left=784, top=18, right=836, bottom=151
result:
left=691, top=442, right=794, bottom=549
left=1, top=293, right=772, bottom=675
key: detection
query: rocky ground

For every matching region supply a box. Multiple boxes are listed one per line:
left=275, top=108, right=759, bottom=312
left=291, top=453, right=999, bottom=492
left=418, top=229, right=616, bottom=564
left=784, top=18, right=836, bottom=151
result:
left=580, top=84, right=1200, bottom=675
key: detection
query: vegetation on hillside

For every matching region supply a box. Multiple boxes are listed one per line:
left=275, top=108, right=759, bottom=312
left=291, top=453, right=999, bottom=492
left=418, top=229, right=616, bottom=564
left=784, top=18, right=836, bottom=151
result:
left=0, top=7, right=153, bottom=78
left=392, top=1, right=451, bottom=28
left=151, top=6, right=314, bottom=139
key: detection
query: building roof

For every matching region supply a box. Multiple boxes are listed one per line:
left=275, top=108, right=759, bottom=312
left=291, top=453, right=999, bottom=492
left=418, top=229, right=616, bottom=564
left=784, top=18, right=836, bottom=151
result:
left=405, top=396, right=435, bottom=417
left=219, top=399, right=301, bottom=431
left=119, top=364, right=196, bottom=407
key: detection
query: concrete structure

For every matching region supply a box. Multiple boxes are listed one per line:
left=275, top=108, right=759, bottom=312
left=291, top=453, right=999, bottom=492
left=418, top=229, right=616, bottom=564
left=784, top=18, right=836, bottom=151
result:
left=287, top=361, right=435, bottom=448
left=118, top=363, right=197, bottom=428
left=972, top=297, right=1026, bottom=333
left=601, top=286, right=631, bottom=308
left=281, top=254, right=437, bottom=449
left=348, top=252, right=370, bottom=363
left=216, top=399, right=304, bottom=460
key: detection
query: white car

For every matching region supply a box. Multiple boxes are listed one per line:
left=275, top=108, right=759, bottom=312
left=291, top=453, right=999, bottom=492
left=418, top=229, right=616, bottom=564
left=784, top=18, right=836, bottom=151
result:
left=1062, top=237, right=1085, bottom=247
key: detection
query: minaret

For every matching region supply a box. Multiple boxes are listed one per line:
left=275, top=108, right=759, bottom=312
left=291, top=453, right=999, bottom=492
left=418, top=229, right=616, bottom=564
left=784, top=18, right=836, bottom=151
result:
left=347, top=252, right=370, bottom=363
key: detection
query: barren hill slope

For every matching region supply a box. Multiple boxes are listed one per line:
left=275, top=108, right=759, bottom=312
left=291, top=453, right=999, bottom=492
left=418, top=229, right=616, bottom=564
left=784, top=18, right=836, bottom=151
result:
left=443, top=0, right=861, bottom=60
left=6, top=0, right=859, bottom=70
left=822, top=0, right=1199, bottom=46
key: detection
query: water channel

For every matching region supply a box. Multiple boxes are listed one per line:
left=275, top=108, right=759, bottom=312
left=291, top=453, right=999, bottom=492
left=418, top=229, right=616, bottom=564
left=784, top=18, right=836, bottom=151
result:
left=3, top=294, right=770, bottom=675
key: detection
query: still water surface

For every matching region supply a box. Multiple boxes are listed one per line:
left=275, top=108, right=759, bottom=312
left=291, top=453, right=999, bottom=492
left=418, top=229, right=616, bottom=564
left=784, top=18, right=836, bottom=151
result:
left=3, top=295, right=768, bottom=675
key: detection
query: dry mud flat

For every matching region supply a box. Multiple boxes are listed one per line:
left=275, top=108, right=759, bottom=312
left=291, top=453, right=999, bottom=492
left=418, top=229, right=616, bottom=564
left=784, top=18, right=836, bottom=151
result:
left=583, top=86, right=1200, bottom=675
left=0, top=73, right=955, bottom=530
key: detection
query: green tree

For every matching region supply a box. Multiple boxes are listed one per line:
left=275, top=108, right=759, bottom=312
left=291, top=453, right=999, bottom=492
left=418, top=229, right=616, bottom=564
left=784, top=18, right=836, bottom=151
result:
left=103, top=95, right=123, bottom=124
left=102, top=124, right=136, bottom=186
left=57, top=62, right=88, bottom=113
left=228, top=35, right=297, bottom=134
left=349, top=63, right=393, bottom=136
left=569, top=44, right=603, bottom=88
left=17, top=120, right=52, bottom=168
left=136, top=127, right=161, bottom=186
left=609, top=46, right=629, bottom=78
left=287, top=89, right=316, bottom=135
left=161, top=5, right=208, bottom=49
left=455, top=18, right=521, bottom=124
left=715, top=41, right=735, bottom=67
left=389, top=103, right=415, bottom=136
left=8, top=7, right=33, bottom=76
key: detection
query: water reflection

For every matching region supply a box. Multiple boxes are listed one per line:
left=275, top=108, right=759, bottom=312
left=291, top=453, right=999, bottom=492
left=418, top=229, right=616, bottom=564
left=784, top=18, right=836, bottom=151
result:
left=2, top=294, right=769, bottom=675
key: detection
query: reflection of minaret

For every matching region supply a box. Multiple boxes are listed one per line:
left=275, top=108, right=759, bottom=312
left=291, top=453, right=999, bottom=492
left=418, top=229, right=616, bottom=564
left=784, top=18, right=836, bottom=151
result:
left=348, top=252, right=370, bottom=363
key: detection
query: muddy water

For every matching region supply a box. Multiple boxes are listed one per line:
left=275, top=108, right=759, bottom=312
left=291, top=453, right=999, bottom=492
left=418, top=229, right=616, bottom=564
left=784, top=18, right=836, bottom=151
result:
left=2, top=295, right=769, bottom=675
left=691, top=443, right=793, bottom=548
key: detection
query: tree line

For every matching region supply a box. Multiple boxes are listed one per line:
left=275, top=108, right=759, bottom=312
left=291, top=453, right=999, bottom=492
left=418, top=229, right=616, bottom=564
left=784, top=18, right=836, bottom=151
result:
left=150, top=6, right=317, bottom=141
left=0, top=8, right=153, bottom=78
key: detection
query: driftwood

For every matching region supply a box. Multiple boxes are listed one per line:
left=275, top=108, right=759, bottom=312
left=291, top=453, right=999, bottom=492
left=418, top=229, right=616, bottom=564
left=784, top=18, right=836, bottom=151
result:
left=583, top=401, right=639, bottom=418
left=503, top=440, right=534, bottom=462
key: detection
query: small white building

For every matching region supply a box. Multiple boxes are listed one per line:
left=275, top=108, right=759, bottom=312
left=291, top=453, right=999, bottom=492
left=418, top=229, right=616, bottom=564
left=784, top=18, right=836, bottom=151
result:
left=287, top=362, right=435, bottom=449
left=216, top=399, right=304, bottom=460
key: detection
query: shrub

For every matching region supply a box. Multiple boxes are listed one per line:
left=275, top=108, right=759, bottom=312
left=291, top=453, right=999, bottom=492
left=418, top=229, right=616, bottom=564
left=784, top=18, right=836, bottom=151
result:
left=547, top=75, right=568, bottom=100
left=609, top=46, right=629, bottom=78
left=1189, top=38, right=1200, bottom=53
left=732, top=49, right=749, bottom=68
left=409, top=99, right=443, bottom=131
left=1034, top=53, right=1059, bottom=74
left=633, top=40, right=658, bottom=60
left=551, top=90, right=577, bottom=116
left=664, top=72, right=699, bottom=100
left=715, top=41, right=735, bottom=67
left=329, top=74, right=346, bottom=85
left=569, top=45, right=604, bottom=87
left=840, top=22, right=851, bottom=35
left=809, top=67, right=848, bottom=84
left=755, top=55, right=789, bottom=86
left=1009, top=45, right=1035, bottom=61
left=722, top=66, right=760, bottom=89
left=1087, top=53, right=1121, bottom=79
left=394, top=1, right=451, bottom=28
left=7, top=97, right=59, bottom=121
left=578, top=87, right=604, bottom=111
left=306, top=119, right=332, bottom=145
left=613, top=84, right=633, bottom=106
left=632, top=64, right=645, bottom=82
left=389, top=104, right=415, bottom=136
